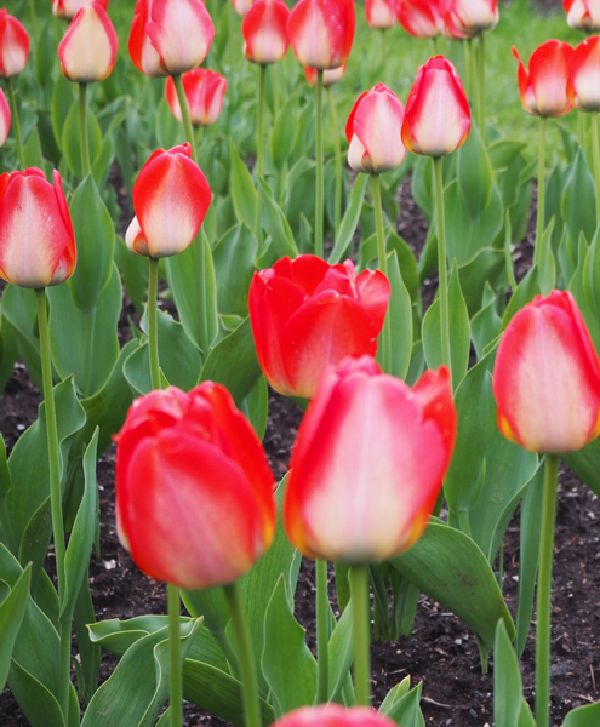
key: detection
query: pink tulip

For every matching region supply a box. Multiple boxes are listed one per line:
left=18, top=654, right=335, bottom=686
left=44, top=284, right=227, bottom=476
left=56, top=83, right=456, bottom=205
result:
left=57, top=3, right=118, bottom=82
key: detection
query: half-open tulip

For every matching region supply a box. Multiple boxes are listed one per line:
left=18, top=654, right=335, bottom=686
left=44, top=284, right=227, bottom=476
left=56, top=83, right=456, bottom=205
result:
left=304, top=63, right=346, bottom=86
left=273, top=705, right=399, bottom=727
left=513, top=41, right=574, bottom=117
left=284, top=356, right=456, bottom=561
left=129, top=0, right=215, bottom=76
left=402, top=55, right=470, bottom=156
left=57, top=3, right=118, bottom=81
left=452, top=0, right=498, bottom=33
left=569, top=36, right=600, bottom=109
left=365, top=0, right=397, bottom=29
left=0, top=168, right=76, bottom=287
left=248, top=255, right=391, bottom=399
left=127, top=143, right=211, bottom=257
left=397, top=0, right=440, bottom=38
left=53, top=0, right=109, bottom=18
left=0, top=9, right=29, bottom=77
left=493, top=291, right=600, bottom=453
left=242, top=0, right=289, bottom=64
left=564, top=0, right=600, bottom=31
left=287, top=0, right=355, bottom=69
left=115, top=384, right=276, bottom=590
left=233, top=0, right=255, bottom=16
left=0, top=88, right=9, bottom=146
left=165, top=68, right=227, bottom=126
left=346, top=83, right=405, bottom=172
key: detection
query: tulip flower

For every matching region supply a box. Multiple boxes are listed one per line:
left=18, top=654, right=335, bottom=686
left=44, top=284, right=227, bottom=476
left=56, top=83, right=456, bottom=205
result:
left=242, top=0, right=289, bottom=64
left=52, top=0, right=109, bottom=18
left=233, top=0, right=255, bottom=16
left=273, top=705, right=399, bottom=727
left=165, top=68, right=227, bottom=126
left=0, top=9, right=29, bottom=77
left=569, top=35, right=600, bottom=110
left=57, top=3, right=118, bottom=82
left=248, top=255, right=391, bottom=399
left=397, top=0, right=441, bottom=38
left=365, top=0, right=397, bottom=29
left=305, top=63, right=346, bottom=86
left=564, top=0, right=600, bottom=31
left=453, top=0, right=498, bottom=33
left=0, top=87, right=9, bottom=146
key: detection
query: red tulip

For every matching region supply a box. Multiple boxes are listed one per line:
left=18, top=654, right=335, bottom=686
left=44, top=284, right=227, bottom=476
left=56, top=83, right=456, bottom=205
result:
left=242, top=0, right=289, bottom=64
left=128, top=0, right=215, bottom=77
left=513, top=41, right=574, bottom=117
left=452, top=0, right=498, bottom=33
left=284, top=356, right=457, bottom=561
left=365, top=0, right=398, bottom=29
left=273, top=705, right=400, bottom=727
left=0, top=88, right=9, bottom=146
left=493, top=291, right=600, bottom=453
left=115, top=384, right=276, bottom=590
left=57, top=3, right=118, bottom=82
left=0, top=169, right=76, bottom=287
left=287, top=0, right=355, bottom=70
left=248, top=255, right=391, bottom=399
left=233, top=0, right=255, bottom=16
left=564, top=0, right=600, bottom=31
left=0, top=9, right=29, bottom=77
left=164, top=68, right=227, bottom=126
left=401, top=56, right=470, bottom=156
left=304, top=63, right=346, bottom=86
left=127, top=143, right=211, bottom=257
left=569, top=36, right=600, bottom=110
left=346, top=83, right=406, bottom=172
left=53, top=0, right=109, bottom=18
left=397, top=0, right=441, bottom=38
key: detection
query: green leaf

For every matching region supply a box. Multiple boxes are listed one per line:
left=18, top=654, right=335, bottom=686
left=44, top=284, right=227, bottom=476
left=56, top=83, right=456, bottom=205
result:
left=50, top=74, right=74, bottom=152
left=494, top=620, right=533, bottom=727
left=61, top=100, right=102, bottom=178
left=271, top=103, right=299, bottom=167
left=327, top=601, right=353, bottom=702
left=0, top=563, right=31, bottom=690
left=560, top=149, right=596, bottom=245
left=565, top=437, right=600, bottom=498
left=561, top=702, right=600, bottom=727
left=230, top=141, right=257, bottom=233
left=239, top=375, right=269, bottom=441
left=9, top=661, right=65, bottom=727
left=89, top=615, right=175, bottom=656
left=259, top=178, right=299, bottom=259
left=535, top=218, right=556, bottom=296
left=379, top=676, right=411, bottom=715
left=329, top=174, right=369, bottom=264
left=380, top=680, right=425, bottom=727
left=213, top=224, right=259, bottom=317
left=385, top=251, right=413, bottom=380
left=18, top=496, right=52, bottom=575
left=457, top=123, right=494, bottom=218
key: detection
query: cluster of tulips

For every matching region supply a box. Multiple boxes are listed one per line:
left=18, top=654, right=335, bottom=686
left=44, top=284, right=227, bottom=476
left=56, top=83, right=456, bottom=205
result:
left=1, top=0, right=600, bottom=726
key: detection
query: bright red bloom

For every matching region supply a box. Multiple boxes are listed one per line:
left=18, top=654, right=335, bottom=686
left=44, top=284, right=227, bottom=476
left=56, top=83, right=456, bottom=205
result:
left=127, top=143, right=211, bottom=257
left=53, top=0, right=109, bottom=18
left=564, top=0, right=600, bottom=31
left=287, top=0, right=355, bottom=69
left=0, top=9, right=29, bottom=77
left=248, top=255, right=391, bottom=399
left=0, top=88, right=9, bottom=146
left=57, top=3, right=118, bottom=82
left=165, top=68, right=227, bottom=126
left=128, top=0, right=215, bottom=76
left=346, top=83, right=406, bottom=172
left=397, top=0, right=440, bottom=38
left=569, top=36, right=600, bottom=110
left=273, top=705, right=400, bottom=727
left=0, top=168, right=76, bottom=287
left=401, top=55, right=470, bottom=156
left=365, top=0, right=398, bottom=29
left=284, top=356, right=457, bottom=561
left=242, top=0, right=289, bottom=64
left=513, top=40, right=574, bottom=117
left=115, top=384, right=276, bottom=590
left=304, top=63, right=346, bottom=86
left=453, top=0, right=498, bottom=33
left=493, top=292, right=600, bottom=454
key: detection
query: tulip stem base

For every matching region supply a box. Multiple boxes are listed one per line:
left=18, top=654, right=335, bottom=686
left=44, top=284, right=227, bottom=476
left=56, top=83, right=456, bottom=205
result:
left=534, top=117, right=546, bottom=269
left=433, top=156, right=451, bottom=380
left=6, top=76, right=24, bottom=169
left=316, top=558, right=330, bottom=703
left=477, top=34, right=486, bottom=134
left=173, top=73, right=197, bottom=162
left=224, top=582, right=262, bottom=727
left=315, top=69, right=324, bottom=259
left=591, top=114, right=600, bottom=225
left=147, top=257, right=161, bottom=390
left=168, top=585, right=183, bottom=727
left=78, top=82, right=91, bottom=177
left=350, top=565, right=371, bottom=706
left=255, top=63, right=266, bottom=245
left=328, top=86, right=343, bottom=239
left=535, top=454, right=559, bottom=727
left=371, top=174, right=392, bottom=374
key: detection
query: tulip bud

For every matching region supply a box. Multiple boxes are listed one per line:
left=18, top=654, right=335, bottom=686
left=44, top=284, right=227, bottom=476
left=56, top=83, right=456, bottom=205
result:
left=242, top=0, right=290, bottom=64
left=233, top=0, right=255, bottom=16
left=401, top=56, right=470, bottom=156
left=564, top=0, right=600, bottom=31
left=365, top=0, right=397, bottom=30
left=397, top=0, right=440, bottom=38
left=304, top=63, right=346, bottom=86
left=128, top=0, right=215, bottom=77
left=0, top=169, right=76, bottom=287
left=569, top=36, right=600, bottom=110
left=513, top=40, right=574, bottom=117
left=57, top=3, right=118, bottom=82
left=287, top=0, right=355, bottom=70
left=129, top=143, right=211, bottom=258
left=0, top=9, right=29, bottom=77
left=273, top=705, right=400, bottom=727
left=115, top=384, right=276, bottom=590
left=493, top=291, right=600, bottom=454
left=453, top=0, right=498, bottom=34
left=0, top=88, right=10, bottom=146
left=52, top=0, right=109, bottom=18
left=346, top=83, right=406, bottom=172
left=284, top=356, right=457, bottom=561
left=165, top=68, right=227, bottom=126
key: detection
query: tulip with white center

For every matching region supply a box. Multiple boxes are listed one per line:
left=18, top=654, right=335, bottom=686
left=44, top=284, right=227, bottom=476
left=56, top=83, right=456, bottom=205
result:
left=57, top=3, right=118, bottom=82
left=365, top=0, right=397, bottom=29
left=242, top=0, right=289, bottom=64
left=564, top=0, right=600, bottom=31
left=0, top=88, right=10, bottom=146
left=52, top=0, right=109, bottom=18
left=454, top=0, right=498, bottom=33
left=397, top=0, right=440, bottom=38
left=165, top=68, right=227, bottom=126
left=0, top=9, right=29, bottom=77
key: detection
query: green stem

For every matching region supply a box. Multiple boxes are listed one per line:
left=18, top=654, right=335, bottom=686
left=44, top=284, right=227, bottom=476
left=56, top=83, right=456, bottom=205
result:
left=433, top=157, right=451, bottom=379
left=168, top=584, right=183, bottom=727
left=371, top=174, right=392, bottom=373
left=462, top=41, right=472, bottom=99
left=255, top=63, right=266, bottom=245
left=147, top=257, right=161, bottom=390
left=5, top=77, right=24, bottom=168
left=350, top=565, right=371, bottom=706
left=78, top=82, right=91, bottom=177
left=477, top=34, right=486, bottom=134
left=534, top=117, right=546, bottom=269
left=328, top=86, right=342, bottom=240
left=35, top=288, right=69, bottom=718
left=592, top=114, right=600, bottom=225
left=316, top=558, right=329, bottom=703
left=578, top=111, right=585, bottom=148
left=173, top=73, right=197, bottom=162
left=315, top=69, right=324, bottom=258
left=535, top=454, right=559, bottom=727
left=504, top=209, right=517, bottom=290
left=224, top=582, right=262, bottom=727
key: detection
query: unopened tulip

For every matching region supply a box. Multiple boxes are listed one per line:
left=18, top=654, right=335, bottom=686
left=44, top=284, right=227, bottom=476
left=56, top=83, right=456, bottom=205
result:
left=569, top=36, right=600, bottom=109
left=346, top=83, right=405, bottom=172
left=493, top=291, right=600, bottom=453
left=128, top=0, right=215, bottom=77
left=273, top=705, right=399, bottom=727
left=287, top=0, right=355, bottom=69
left=115, top=384, right=276, bottom=590
left=402, top=56, right=470, bottom=156
left=365, top=0, right=397, bottom=30
left=397, top=0, right=440, bottom=38
left=0, top=9, right=29, bottom=77
left=0, top=168, right=76, bottom=287
left=0, top=88, right=9, bottom=146
left=165, top=68, right=227, bottom=126
left=513, top=41, right=574, bottom=117
left=233, top=0, right=255, bottom=16
left=57, top=3, right=118, bottom=82
left=284, top=356, right=456, bottom=560
left=248, top=255, right=390, bottom=399
left=129, top=143, right=211, bottom=258
left=242, top=0, right=289, bottom=64
left=53, top=0, right=109, bottom=18
left=564, top=0, right=600, bottom=31
left=305, top=63, right=346, bottom=86
left=453, top=0, right=498, bottom=33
